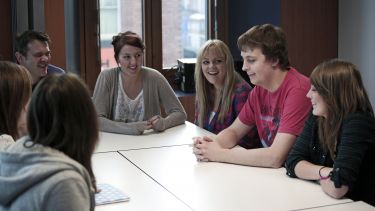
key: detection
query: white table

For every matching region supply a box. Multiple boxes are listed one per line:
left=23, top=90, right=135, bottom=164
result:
left=120, top=145, right=352, bottom=211
left=93, top=152, right=192, bottom=211
left=95, top=121, right=212, bottom=153
left=300, top=201, right=374, bottom=210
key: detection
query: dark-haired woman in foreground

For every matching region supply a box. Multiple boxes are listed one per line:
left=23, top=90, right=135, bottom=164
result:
left=0, top=61, right=31, bottom=149
left=0, top=74, right=98, bottom=210
left=285, top=59, right=375, bottom=206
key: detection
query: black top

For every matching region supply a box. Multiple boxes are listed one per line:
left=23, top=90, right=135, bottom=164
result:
left=285, top=112, right=375, bottom=206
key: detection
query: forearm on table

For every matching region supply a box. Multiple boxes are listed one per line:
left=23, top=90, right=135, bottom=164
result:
left=215, top=128, right=241, bottom=149
left=218, top=146, right=287, bottom=168
left=214, top=118, right=254, bottom=149
left=99, top=117, right=143, bottom=135
left=320, top=178, right=349, bottom=199
left=162, top=111, right=186, bottom=127
left=294, top=161, right=332, bottom=180
left=294, top=161, right=349, bottom=198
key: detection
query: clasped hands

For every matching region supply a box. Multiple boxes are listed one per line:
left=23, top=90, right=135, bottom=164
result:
left=192, top=136, right=223, bottom=162
left=145, top=115, right=161, bottom=129
left=135, top=115, right=163, bottom=133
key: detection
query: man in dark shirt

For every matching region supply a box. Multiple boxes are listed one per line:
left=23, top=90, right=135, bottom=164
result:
left=15, top=30, right=65, bottom=89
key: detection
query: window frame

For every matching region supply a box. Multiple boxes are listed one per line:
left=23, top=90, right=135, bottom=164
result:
left=80, top=0, right=228, bottom=91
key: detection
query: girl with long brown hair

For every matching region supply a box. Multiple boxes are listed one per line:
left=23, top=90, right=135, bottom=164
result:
left=0, top=61, right=31, bottom=148
left=0, top=74, right=98, bottom=210
left=286, top=59, right=375, bottom=205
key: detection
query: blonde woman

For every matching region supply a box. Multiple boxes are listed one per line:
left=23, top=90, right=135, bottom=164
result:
left=194, top=39, right=259, bottom=149
left=286, top=59, right=375, bottom=205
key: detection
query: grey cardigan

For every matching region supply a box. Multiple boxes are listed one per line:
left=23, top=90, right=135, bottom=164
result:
left=92, top=66, right=186, bottom=135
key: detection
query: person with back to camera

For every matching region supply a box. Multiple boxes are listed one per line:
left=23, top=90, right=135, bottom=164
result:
left=0, top=74, right=98, bottom=210
left=193, top=24, right=311, bottom=167
left=92, top=31, right=186, bottom=135
left=194, top=39, right=260, bottom=149
left=14, top=30, right=65, bottom=89
left=285, top=59, right=375, bottom=206
left=0, top=61, right=32, bottom=149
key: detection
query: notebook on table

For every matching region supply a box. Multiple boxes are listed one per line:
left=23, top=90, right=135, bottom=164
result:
left=95, top=183, right=130, bottom=205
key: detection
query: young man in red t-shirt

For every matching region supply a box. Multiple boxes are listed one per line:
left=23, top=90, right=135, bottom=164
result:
left=193, top=24, right=311, bottom=168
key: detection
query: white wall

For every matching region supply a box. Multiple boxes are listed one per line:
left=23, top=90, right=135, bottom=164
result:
left=339, top=0, right=375, bottom=108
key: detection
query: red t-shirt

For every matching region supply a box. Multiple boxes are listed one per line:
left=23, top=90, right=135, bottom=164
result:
left=238, top=68, right=311, bottom=147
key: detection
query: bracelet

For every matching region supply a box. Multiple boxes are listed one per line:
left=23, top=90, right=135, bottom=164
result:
left=319, top=166, right=330, bottom=180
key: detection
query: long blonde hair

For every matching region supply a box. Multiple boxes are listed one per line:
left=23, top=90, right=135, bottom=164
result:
left=310, top=59, right=374, bottom=158
left=195, top=39, right=241, bottom=126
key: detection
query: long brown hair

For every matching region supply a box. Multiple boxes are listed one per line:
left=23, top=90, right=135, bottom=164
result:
left=195, top=39, right=242, bottom=126
left=27, top=74, right=99, bottom=189
left=310, top=59, right=374, bottom=158
left=0, top=61, right=32, bottom=139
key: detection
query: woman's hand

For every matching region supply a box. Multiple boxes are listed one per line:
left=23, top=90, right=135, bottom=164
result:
left=148, top=115, right=166, bottom=131
left=129, top=121, right=153, bottom=134
left=148, top=115, right=161, bottom=126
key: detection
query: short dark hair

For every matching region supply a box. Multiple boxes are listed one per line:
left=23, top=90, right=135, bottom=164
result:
left=15, top=30, right=51, bottom=56
left=237, top=24, right=290, bottom=70
left=111, top=31, right=145, bottom=63
left=0, top=61, right=32, bottom=139
left=27, top=73, right=99, bottom=189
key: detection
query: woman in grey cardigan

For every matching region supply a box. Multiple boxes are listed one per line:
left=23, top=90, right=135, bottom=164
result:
left=93, top=31, right=186, bottom=135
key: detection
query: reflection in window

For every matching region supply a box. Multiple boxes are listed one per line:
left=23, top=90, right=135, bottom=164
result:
left=162, top=0, right=207, bottom=68
left=99, top=0, right=143, bottom=70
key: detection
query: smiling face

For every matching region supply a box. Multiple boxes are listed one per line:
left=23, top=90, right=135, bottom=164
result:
left=306, top=85, right=328, bottom=118
left=201, top=47, right=227, bottom=89
left=240, top=47, right=274, bottom=87
left=118, top=45, right=143, bottom=77
left=17, top=40, right=51, bottom=84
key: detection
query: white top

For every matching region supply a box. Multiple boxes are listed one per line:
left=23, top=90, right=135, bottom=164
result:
left=0, top=134, right=15, bottom=150
left=114, top=72, right=145, bottom=123
left=208, top=111, right=216, bottom=124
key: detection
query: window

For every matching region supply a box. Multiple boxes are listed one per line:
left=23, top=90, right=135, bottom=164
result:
left=161, top=0, right=208, bottom=67
left=99, top=0, right=143, bottom=70
left=82, top=0, right=227, bottom=91
left=100, top=0, right=118, bottom=40
left=99, top=0, right=208, bottom=70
